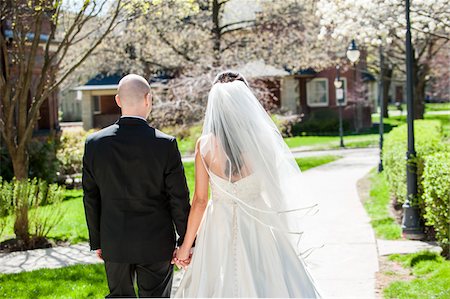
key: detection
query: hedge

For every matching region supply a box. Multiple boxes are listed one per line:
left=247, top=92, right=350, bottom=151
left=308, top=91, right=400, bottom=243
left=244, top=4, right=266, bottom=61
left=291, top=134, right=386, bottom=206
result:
left=422, top=152, right=450, bottom=254
left=382, top=120, right=445, bottom=207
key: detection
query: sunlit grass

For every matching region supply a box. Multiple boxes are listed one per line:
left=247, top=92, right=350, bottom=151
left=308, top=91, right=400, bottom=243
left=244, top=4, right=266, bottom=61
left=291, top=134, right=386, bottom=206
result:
left=384, top=251, right=450, bottom=299
left=364, top=169, right=401, bottom=240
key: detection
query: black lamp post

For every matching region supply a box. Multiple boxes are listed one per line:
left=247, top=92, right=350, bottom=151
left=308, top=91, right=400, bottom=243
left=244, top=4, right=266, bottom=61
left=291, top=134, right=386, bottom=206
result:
left=402, top=0, right=423, bottom=240
left=346, top=39, right=361, bottom=133
left=378, top=44, right=384, bottom=173
left=334, top=66, right=345, bottom=148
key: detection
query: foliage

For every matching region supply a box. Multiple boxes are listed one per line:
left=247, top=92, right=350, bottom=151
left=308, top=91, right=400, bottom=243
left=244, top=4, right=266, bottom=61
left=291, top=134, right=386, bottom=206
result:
left=1, top=135, right=59, bottom=182
left=56, top=130, right=92, bottom=176
left=161, top=124, right=203, bottom=155
left=271, top=114, right=302, bottom=137
left=0, top=0, right=129, bottom=179
left=0, top=177, right=65, bottom=245
left=422, top=152, right=450, bottom=256
left=0, top=263, right=108, bottom=299
left=382, top=120, right=445, bottom=208
left=364, top=170, right=402, bottom=240
left=292, top=109, right=351, bottom=135
left=317, top=0, right=450, bottom=119
left=0, top=177, right=9, bottom=239
left=384, top=251, right=450, bottom=298
left=28, top=136, right=60, bottom=182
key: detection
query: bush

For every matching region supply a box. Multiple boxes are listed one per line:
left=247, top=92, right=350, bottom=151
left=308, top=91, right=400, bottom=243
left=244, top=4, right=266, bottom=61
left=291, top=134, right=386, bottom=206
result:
left=292, top=109, right=350, bottom=135
left=0, top=177, right=65, bottom=247
left=382, top=120, right=445, bottom=207
left=1, top=135, right=60, bottom=182
left=56, top=130, right=92, bottom=176
left=0, top=177, right=10, bottom=239
left=28, top=136, right=60, bottom=182
left=271, top=114, right=302, bottom=137
left=422, top=152, right=450, bottom=256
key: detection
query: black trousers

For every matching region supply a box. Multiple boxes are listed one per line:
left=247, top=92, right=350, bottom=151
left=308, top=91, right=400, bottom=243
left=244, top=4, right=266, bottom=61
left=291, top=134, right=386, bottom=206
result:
left=104, top=261, right=173, bottom=298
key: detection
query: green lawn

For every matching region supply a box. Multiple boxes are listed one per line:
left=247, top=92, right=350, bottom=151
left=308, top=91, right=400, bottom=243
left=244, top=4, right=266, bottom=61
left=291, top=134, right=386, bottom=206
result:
left=372, top=113, right=450, bottom=139
left=0, top=264, right=108, bottom=299
left=363, top=170, right=401, bottom=240
left=384, top=251, right=450, bottom=299
left=425, top=102, right=450, bottom=112
left=284, top=134, right=379, bottom=149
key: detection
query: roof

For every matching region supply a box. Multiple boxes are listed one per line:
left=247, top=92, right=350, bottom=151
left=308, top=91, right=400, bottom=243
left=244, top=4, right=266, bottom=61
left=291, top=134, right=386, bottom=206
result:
left=3, top=29, right=50, bottom=43
left=85, top=74, right=122, bottom=86
left=238, top=59, right=289, bottom=78
left=73, top=73, right=173, bottom=91
left=361, top=71, right=376, bottom=82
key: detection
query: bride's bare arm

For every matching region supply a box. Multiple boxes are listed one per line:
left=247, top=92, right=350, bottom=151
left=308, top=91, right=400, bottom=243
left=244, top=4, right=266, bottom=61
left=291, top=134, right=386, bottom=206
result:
left=176, top=141, right=209, bottom=263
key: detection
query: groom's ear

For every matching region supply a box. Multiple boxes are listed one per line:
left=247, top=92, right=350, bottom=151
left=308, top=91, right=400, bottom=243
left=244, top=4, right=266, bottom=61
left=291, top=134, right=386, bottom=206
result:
left=146, top=92, right=153, bottom=109
left=115, top=95, right=122, bottom=108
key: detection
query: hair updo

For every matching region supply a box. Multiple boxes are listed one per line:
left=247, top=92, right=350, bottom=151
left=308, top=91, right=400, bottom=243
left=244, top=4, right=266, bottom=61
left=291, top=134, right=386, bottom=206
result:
left=213, top=70, right=249, bottom=87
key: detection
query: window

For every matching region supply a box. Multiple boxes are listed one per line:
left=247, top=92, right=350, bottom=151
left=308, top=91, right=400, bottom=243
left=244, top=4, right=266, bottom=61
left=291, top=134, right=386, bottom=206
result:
left=336, top=78, right=348, bottom=106
left=93, top=95, right=101, bottom=114
left=307, top=78, right=329, bottom=107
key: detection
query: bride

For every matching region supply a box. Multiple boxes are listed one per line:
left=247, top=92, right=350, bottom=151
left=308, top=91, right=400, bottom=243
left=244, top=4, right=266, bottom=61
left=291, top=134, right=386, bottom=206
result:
left=173, top=71, right=321, bottom=298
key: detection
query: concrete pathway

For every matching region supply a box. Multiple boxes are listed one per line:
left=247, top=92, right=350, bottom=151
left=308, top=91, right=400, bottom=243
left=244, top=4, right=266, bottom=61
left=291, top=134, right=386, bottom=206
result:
left=377, top=239, right=442, bottom=256
left=294, top=148, right=380, bottom=298
left=0, top=243, right=99, bottom=274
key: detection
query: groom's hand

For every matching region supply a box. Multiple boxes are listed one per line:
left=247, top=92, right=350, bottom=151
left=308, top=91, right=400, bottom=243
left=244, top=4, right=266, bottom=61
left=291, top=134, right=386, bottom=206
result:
left=96, top=249, right=103, bottom=260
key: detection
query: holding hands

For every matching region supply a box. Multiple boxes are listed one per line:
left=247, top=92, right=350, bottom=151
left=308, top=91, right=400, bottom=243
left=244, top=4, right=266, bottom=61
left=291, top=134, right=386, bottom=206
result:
left=172, top=245, right=193, bottom=269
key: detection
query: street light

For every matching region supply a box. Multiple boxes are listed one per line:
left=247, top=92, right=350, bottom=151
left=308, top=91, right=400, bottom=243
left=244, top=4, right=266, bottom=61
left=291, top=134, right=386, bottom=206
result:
left=346, top=39, right=361, bottom=132
left=378, top=44, right=385, bottom=173
left=402, top=0, right=423, bottom=240
left=334, top=66, right=345, bottom=148
left=346, top=39, right=361, bottom=64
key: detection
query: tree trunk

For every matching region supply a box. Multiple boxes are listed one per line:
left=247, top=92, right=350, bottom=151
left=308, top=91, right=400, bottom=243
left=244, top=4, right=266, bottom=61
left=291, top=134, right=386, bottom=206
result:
left=413, top=60, right=428, bottom=119
left=211, top=0, right=221, bottom=67
left=10, top=147, right=30, bottom=243
left=10, top=147, right=29, bottom=180
left=414, top=78, right=426, bottom=119
left=382, top=67, right=393, bottom=118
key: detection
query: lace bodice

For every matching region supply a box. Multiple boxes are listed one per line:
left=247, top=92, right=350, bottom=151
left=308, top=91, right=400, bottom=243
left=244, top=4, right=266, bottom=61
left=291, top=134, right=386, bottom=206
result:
left=209, top=172, right=260, bottom=204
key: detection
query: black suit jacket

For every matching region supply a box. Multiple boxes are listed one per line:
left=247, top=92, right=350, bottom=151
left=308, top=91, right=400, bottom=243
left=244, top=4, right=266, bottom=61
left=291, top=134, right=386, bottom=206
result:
left=82, top=117, right=191, bottom=263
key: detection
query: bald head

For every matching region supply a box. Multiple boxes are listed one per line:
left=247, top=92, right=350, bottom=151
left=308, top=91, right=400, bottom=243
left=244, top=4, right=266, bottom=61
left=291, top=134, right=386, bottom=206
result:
left=117, top=74, right=151, bottom=105
left=115, top=74, right=152, bottom=118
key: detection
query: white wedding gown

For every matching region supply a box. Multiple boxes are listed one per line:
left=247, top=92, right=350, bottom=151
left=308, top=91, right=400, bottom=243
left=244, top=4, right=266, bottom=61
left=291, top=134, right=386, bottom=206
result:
left=174, top=172, right=321, bottom=298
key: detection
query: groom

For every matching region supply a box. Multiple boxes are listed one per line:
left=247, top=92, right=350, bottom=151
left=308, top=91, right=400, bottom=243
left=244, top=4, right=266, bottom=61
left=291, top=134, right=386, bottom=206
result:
left=83, top=74, right=191, bottom=298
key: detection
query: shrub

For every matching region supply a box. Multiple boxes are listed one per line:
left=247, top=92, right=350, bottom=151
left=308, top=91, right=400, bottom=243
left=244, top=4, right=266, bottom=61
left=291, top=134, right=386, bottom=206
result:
left=28, top=136, right=60, bottom=182
left=382, top=120, right=445, bottom=207
left=422, top=152, right=450, bottom=256
left=292, top=109, right=350, bottom=135
left=1, top=135, right=59, bottom=182
left=56, top=130, right=92, bottom=176
left=0, top=177, right=11, bottom=239
left=0, top=177, right=65, bottom=247
left=271, top=114, right=302, bottom=137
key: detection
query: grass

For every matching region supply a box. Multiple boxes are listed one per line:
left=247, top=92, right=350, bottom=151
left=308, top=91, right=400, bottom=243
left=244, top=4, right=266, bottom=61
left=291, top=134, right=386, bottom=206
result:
left=284, top=134, right=379, bottom=149
left=372, top=112, right=450, bottom=139
left=1, top=155, right=340, bottom=245
left=384, top=251, right=450, bottom=299
left=363, top=169, right=401, bottom=240
left=0, top=263, right=108, bottom=299
left=425, top=102, right=450, bottom=112
left=296, top=155, right=340, bottom=171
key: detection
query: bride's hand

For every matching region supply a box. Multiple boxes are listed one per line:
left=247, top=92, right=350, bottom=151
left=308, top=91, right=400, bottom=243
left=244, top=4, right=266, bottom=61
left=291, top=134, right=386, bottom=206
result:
left=175, top=245, right=192, bottom=269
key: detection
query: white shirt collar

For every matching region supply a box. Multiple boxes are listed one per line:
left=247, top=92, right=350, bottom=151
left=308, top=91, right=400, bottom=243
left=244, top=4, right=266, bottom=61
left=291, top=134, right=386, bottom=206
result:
left=120, top=115, right=147, bottom=121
